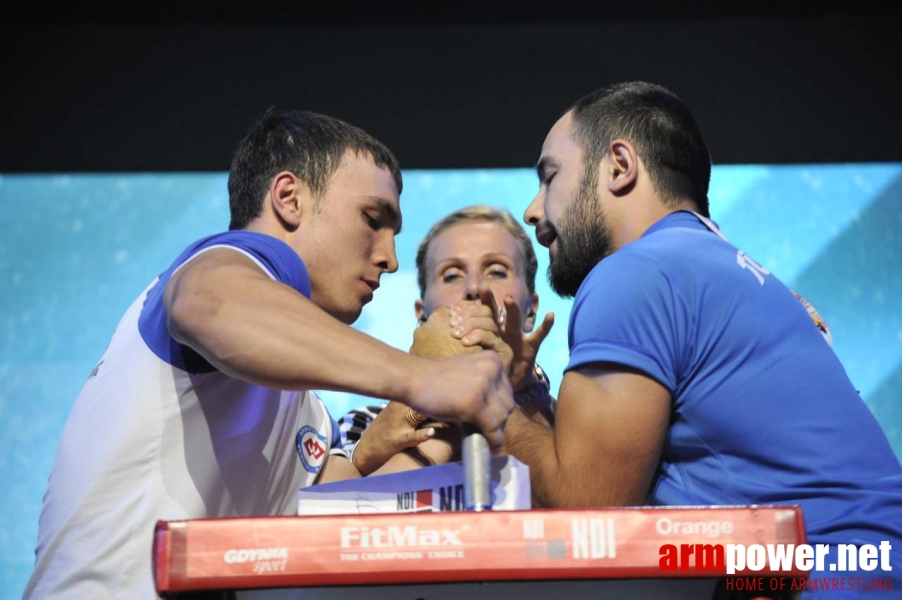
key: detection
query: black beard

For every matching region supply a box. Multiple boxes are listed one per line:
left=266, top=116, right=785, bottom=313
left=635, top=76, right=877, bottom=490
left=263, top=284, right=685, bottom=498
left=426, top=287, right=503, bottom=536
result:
left=548, top=167, right=613, bottom=298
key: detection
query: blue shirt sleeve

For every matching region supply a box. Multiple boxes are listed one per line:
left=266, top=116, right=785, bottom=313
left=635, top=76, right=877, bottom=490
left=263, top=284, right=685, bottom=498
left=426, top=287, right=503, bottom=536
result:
left=138, top=231, right=311, bottom=372
left=566, top=249, right=688, bottom=393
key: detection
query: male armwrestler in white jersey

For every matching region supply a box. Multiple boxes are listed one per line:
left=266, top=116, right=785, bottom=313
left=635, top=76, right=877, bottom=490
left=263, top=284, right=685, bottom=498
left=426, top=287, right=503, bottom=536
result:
left=25, top=110, right=514, bottom=599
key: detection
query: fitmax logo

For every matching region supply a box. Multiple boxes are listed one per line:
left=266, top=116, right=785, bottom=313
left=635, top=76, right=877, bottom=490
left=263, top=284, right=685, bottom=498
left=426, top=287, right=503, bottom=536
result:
left=340, top=525, right=467, bottom=548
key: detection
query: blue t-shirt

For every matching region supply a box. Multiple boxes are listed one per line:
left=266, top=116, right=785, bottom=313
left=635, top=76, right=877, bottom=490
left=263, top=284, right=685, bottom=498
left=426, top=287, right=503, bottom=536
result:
left=567, top=212, right=902, bottom=587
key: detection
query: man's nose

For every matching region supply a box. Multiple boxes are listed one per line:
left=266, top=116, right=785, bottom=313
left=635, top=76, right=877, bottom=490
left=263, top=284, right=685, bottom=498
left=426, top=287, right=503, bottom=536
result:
left=374, top=232, right=398, bottom=273
left=524, top=189, right=545, bottom=226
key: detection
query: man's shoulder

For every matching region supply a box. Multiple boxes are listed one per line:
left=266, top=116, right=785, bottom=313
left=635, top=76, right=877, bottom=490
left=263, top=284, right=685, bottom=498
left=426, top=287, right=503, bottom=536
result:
left=177, top=230, right=291, bottom=262
left=172, top=230, right=310, bottom=295
left=575, top=228, right=720, bottom=305
left=613, top=220, right=733, bottom=277
left=583, top=235, right=686, bottom=282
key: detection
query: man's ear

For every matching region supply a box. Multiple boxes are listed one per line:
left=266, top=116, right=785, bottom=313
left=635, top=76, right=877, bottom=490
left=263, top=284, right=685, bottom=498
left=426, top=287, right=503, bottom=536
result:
left=607, top=139, right=639, bottom=195
left=414, top=298, right=428, bottom=324
left=269, top=171, right=309, bottom=229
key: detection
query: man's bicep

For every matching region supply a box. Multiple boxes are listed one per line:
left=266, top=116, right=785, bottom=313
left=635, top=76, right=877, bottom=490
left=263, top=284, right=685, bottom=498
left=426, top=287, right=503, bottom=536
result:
left=555, top=363, right=671, bottom=506
left=163, top=249, right=286, bottom=356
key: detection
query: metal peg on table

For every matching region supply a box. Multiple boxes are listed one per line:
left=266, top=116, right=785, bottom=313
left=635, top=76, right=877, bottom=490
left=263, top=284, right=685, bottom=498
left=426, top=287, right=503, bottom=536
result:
left=461, top=423, right=492, bottom=511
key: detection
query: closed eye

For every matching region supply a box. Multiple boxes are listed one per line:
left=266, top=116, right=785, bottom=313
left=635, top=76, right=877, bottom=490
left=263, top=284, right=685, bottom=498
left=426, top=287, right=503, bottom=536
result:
left=363, top=212, right=380, bottom=230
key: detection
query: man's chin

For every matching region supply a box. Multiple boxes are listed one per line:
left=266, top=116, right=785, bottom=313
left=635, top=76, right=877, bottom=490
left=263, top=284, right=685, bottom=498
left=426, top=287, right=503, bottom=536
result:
left=344, top=306, right=364, bottom=325
left=327, top=304, right=363, bottom=325
left=549, top=265, right=586, bottom=299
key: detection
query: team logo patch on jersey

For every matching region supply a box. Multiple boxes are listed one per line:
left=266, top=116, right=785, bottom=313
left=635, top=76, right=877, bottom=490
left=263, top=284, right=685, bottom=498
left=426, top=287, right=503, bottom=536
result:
left=296, top=425, right=328, bottom=474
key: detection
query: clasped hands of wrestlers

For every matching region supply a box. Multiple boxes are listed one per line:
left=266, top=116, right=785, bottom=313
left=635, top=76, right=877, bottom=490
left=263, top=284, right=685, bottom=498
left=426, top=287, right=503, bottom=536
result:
left=351, top=286, right=555, bottom=476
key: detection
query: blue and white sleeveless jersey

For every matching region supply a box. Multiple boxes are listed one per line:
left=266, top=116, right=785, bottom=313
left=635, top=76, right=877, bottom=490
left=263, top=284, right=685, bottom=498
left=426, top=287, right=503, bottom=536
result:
left=26, top=231, right=344, bottom=599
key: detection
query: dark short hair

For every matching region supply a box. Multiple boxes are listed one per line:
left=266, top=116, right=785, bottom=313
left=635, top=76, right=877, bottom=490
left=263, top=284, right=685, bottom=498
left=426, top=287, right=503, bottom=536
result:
left=570, top=82, right=712, bottom=217
left=415, top=205, right=538, bottom=298
left=227, top=109, right=403, bottom=230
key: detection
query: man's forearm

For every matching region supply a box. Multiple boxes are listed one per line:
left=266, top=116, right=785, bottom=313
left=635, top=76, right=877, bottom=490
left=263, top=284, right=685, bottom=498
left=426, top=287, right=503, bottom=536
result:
left=166, top=250, right=514, bottom=449
left=504, top=408, right=647, bottom=508
left=167, top=254, right=418, bottom=401
left=503, top=409, right=565, bottom=507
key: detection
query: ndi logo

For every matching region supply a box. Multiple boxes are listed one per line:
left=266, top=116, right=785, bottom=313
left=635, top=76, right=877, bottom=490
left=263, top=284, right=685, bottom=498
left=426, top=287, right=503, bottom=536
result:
left=571, top=518, right=617, bottom=559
